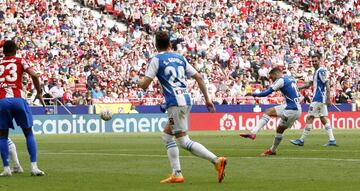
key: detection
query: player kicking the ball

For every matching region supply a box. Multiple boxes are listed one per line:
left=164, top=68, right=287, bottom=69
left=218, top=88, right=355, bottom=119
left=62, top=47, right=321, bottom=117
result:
left=240, top=68, right=302, bottom=156
left=290, top=54, right=336, bottom=146
left=139, top=30, right=227, bottom=183
left=0, top=40, right=45, bottom=176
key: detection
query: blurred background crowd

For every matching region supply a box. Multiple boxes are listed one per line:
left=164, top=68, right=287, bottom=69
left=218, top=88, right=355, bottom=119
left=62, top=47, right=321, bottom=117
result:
left=0, top=0, right=359, bottom=106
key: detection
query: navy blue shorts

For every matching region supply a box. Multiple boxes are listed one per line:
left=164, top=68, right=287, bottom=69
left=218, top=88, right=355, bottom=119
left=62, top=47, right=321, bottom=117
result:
left=0, top=98, right=33, bottom=129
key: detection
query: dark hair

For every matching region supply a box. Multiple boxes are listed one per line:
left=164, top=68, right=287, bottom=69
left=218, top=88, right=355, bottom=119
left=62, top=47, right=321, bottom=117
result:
left=3, top=40, right=17, bottom=56
left=312, top=52, right=322, bottom=59
left=269, top=67, right=282, bottom=75
left=155, top=30, right=170, bottom=50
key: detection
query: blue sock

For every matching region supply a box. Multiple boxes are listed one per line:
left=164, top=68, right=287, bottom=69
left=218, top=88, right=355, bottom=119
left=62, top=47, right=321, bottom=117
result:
left=23, top=129, right=37, bottom=162
left=0, top=137, right=9, bottom=167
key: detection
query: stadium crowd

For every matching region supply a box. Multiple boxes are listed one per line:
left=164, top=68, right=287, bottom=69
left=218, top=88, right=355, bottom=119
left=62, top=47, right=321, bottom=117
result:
left=284, top=0, right=360, bottom=31
left=0, top=0, right=359, bottom=106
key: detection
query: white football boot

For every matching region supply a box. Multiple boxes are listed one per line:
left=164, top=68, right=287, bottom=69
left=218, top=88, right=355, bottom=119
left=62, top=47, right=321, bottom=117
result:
left=0, top=167, right=12, bottom=177
left=31, top=168, right=45, bottom=176
left=11, top=165, right=24, bottom=173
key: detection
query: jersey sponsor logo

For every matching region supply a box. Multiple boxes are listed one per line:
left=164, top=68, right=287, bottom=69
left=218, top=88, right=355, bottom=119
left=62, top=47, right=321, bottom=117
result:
left=0, top=59, right=17, bottom=63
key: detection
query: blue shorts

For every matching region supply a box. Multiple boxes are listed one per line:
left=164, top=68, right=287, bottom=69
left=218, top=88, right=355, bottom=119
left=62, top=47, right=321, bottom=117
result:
left=0, top=98, right=33, bottom=130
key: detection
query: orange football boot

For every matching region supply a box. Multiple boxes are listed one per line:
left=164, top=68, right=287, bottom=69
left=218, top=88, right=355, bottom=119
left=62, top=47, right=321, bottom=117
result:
left=215, top=157, right=227, bottom=183
left=160, top=175, right=184, bottom=183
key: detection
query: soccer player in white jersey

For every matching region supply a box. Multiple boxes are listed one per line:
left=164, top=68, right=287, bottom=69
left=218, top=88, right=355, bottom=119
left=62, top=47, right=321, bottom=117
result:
left=139, top=31, right=227, bottom=183
left=291, top=54, right=336, bottom=146
left=240, top=68, right=302, bottom=155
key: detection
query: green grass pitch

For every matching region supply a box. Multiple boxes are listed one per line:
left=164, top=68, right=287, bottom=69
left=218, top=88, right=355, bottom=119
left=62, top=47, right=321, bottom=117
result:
left=1, top=130, right=360, bottom=191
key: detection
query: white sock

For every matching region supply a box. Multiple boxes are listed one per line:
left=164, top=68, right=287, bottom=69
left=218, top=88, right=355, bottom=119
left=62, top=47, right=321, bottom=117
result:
left=270, top=133, right=283, bottom=152
left=162, top=133, right=181, bottom=176
left=31, top=162, right=38, bottom=170
left=8, top=139, right=21, bottom=167
left=251, top=114, right=271, bottom=134
left=178, top=135, right=218, bottom=164
left=3, top=166, right=10, bottom=171
left=324, top=123, right=335, bottom=141
left=300, top=124, right=312, bottom=141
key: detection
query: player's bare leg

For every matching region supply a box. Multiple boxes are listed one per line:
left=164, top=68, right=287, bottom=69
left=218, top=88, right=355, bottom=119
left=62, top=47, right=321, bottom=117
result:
left=0, top=129, right=11, bottom=177
left=240, top=108, right=276, bottom=140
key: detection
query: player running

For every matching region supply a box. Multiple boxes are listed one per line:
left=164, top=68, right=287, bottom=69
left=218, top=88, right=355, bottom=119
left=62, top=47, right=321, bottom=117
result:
left=0, top=40, right=45, bottom=176
left=240, top=68, right=302, bottom=155
left=290, top=54, right=336, bottom=146
left=139, top=31, right=227, bottom=183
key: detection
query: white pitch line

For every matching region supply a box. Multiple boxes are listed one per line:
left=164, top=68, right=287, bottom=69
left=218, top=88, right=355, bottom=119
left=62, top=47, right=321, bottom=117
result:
left=219, top=148, right=360, bottom=153
left=39, top=152, right=360, bottom=162
left=240, top=156, right=360, bottom=162
left=54, top=148, right=360, bottom=153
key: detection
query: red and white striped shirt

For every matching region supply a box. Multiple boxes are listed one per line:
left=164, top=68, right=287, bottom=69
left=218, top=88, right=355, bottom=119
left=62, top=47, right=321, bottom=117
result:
left=0, top=56, right=32, bottom=99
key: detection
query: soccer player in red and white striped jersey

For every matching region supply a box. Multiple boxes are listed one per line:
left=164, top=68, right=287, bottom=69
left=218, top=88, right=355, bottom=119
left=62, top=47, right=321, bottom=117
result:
left=0, top=40, right=45, bottom=177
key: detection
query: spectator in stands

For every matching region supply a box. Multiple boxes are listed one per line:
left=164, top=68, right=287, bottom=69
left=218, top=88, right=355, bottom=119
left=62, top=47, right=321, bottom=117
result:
left=75, top=95, right=87, bottom=105
left=0, top=0, right=357, bottom=106
left=87, top=70, right=99, bottom=90
left=49, top=81, right=65, bottom=104
left=258, top=64, right=269, bottom=86
left=63, top=88, right=74, bottom=105
left=128, top=104, right=138, bottom=114
left=91, top=86, right=104, bottom=99
left=335, top=89, right=350, bottom=103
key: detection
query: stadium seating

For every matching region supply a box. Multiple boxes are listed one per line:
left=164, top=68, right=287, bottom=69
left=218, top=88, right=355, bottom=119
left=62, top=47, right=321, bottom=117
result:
left=0, top=0, right=358, bottom=106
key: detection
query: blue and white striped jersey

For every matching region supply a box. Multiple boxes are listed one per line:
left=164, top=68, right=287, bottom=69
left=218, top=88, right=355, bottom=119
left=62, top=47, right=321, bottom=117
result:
left=145, top=51, right=197, bottom=108
left=312, top=67, right=328, bottom=103
left=271, top=75, right=301, bottom=110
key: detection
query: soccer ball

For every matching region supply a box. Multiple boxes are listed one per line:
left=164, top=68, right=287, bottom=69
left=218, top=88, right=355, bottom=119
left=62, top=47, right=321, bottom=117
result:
left=99, top=108, right=113, bottom=121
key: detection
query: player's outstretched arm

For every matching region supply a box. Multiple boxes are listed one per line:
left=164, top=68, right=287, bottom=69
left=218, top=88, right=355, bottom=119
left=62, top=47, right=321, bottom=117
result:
left=26, top=68, right=45, bottom=107
left=192, top=73, right=215, bottom=112
left=252, top=88, right=274, bottom=97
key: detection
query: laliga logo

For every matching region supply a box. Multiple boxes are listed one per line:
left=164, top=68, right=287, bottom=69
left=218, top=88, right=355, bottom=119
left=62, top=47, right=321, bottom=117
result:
left=220, top=114, right=236, bottom=131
